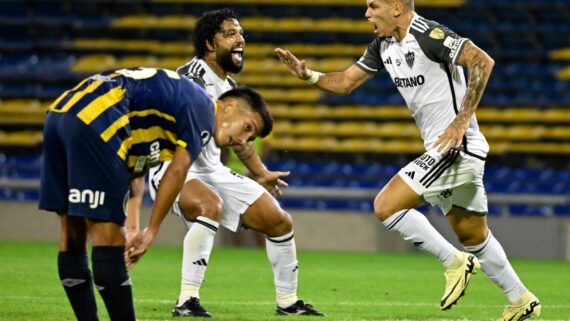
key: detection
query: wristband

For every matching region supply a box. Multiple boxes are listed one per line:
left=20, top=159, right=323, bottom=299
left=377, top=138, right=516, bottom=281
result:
left=304, top=70, right=323, bottom=85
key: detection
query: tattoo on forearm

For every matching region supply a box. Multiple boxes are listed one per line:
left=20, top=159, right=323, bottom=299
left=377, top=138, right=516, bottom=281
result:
left=235, top=144, right=255, bottom=161
left=454, top=44, right=490, bottom=129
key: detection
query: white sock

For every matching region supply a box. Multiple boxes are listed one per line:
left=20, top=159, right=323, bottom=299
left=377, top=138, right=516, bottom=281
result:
left=178, top=216, right=219, bottom=304
left=266, top=230, right=298, bottom=308
left=382, top=209, right=458, bottom=267
left=464, top=231, right=528, bottom=303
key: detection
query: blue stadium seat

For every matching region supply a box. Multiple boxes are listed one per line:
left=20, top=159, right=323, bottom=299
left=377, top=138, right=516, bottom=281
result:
left=487, top=204, right=504, bottom=216
left=484, top=182, right=511, bottom=193
left=0, top=1, right=28, bottom=17
left=509, top=205, right=549, bottom=217
left=279, top=198, right=315, bottom=210
left=268, top=160, right=297, bottom=173
left=35, top=1, right=67, bottom=16
left=529, top=182, right=568, bottom=195
left=0, top=189, right=39, bottom=202
left=0, top=155, right=42, bottom=179
left=485, top=167, right=511, bottom=179
left=0, top=55, right=36, bottom=75
left=495, top=8, right=530, bottom=24
left=553, top=205, right=570, bottom=217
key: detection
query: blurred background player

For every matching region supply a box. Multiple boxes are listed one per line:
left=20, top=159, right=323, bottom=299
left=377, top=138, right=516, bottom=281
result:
left=276, top=1, right=540, bottom=320
left=38, top=67, right=272, bottom=321
left=140, top=9, right=324, bottom=317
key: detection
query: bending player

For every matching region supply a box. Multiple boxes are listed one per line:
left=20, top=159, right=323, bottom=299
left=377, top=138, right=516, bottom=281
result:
left=39, top=67, right=273, bottom=321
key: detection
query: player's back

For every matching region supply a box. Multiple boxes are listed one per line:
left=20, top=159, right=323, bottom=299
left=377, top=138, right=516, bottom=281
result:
left=48, top=67, right=214, bottom=172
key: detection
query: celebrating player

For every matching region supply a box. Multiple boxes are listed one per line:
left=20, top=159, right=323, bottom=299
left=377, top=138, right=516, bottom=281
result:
left=275, top=1, right=540, bottom=320
left=136, top=9, right=324, bottom=317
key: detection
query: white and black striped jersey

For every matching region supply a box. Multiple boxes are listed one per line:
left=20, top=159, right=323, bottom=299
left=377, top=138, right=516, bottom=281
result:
left=356, top=13, right=488, bottom=159
left=177, top=57, right=238, bottom=172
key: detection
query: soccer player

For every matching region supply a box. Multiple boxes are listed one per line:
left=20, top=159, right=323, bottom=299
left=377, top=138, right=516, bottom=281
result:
left=138, top=9, right=324, bottom=317
left=38, top=67, right=273, bottom=321
left=275, top=1, right=541, bottom=320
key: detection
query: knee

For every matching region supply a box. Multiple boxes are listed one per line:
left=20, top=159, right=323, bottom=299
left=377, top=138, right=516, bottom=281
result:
left=374, top=193, right=397, bottom=222
left=456, top=226, right=488, bottom=246
left=265, top=210, right=293, bottom=237
left=198, top=200, right=224, bottom=221
left=181, top=197, right=224, bottom=222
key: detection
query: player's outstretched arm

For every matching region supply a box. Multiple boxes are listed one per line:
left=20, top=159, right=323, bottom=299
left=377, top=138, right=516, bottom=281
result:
left=126, top=146, right=192, bottom=267
left=434, top=41, right=494, bottom=153
left=275, top=48, right=372, bottom=95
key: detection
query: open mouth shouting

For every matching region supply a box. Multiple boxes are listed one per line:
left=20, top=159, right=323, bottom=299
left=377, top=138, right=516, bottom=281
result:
left=370, top=21, right=380, bottom=35
left=231, top=47, right=244, bottom=65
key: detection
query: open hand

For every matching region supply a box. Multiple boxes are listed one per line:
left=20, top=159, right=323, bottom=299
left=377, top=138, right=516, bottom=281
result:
left=434, top=122, right=467, bottom=153
left=256, top=170, right=290, bottom=197
left=275, top=48, right=311, bottom=80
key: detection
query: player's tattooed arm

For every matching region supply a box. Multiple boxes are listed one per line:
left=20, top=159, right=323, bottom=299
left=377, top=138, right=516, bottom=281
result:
left=454, top=41, right=494, bottom=129
left=232, top=142, right=290, bottom=197
left=435, top=41, right=494, bottom=152
left=232, top=142, right=271, bottom=178
left=233, top=142, right=256, bottom=162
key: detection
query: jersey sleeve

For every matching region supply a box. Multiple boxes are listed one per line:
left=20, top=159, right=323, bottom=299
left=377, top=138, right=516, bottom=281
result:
left=175, top=80, right=216, bottom=162
left=226, top=76, right=238, bottom=88
left=176, top=61, right=207, bottom=89
left=413, top=24, right=469, bottom=65
left=355, top=38, right=385, bottom=74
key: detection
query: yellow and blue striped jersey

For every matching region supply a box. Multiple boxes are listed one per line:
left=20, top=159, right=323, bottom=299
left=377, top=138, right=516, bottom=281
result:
left=48, top=67, right=216, bottom=173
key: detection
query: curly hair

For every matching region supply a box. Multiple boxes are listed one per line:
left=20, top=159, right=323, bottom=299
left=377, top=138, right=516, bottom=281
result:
left=192, top=8, right=240, bottom=58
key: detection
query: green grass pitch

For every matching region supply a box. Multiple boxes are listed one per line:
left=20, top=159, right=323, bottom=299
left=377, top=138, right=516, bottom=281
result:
left=1, top=241, right=568, bottom=321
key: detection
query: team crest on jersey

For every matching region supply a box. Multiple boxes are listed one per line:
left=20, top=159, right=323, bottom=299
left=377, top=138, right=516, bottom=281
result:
left=201, top=130, right=212, bottom=146
left=405, top=51, right=415, bottom=69
left=429, top=28, right=445, bottom=40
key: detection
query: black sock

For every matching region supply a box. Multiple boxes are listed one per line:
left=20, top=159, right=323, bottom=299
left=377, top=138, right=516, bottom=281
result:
left=92, top=246, right=135, bottom=321
left=58, top=251, right=99, bottom=321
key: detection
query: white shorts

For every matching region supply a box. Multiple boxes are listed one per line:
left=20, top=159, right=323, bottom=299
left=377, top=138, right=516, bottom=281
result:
left=398, top=148, right=488, bottom=215
left=149, top=162, right=266, bottom=232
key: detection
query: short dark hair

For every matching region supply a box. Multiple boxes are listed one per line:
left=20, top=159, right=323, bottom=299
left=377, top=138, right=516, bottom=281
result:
left=386, top=0, right=414, bottom=10
left=218, top=87, right=273, bottom=138
left=192, top=8, right=240, bottom=58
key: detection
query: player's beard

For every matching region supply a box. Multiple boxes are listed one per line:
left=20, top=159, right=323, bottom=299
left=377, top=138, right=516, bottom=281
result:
left=217, top=49, right=243, bottom=74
